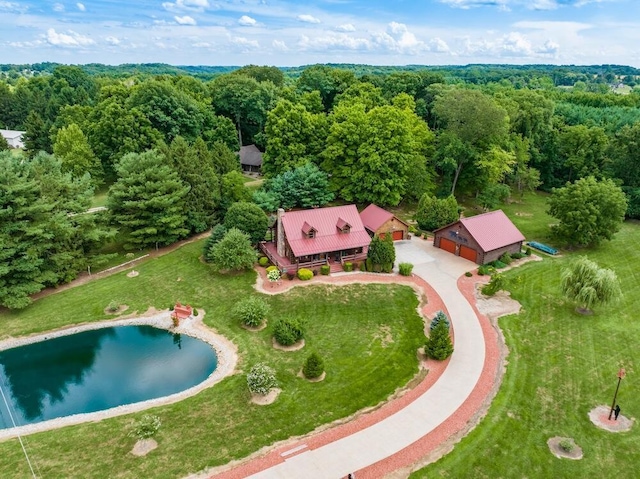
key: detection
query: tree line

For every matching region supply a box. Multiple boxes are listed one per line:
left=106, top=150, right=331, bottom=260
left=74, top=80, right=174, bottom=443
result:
left=2, top=63, right=640, bottom=308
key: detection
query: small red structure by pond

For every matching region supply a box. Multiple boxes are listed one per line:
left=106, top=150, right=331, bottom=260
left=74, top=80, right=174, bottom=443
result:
left=172, top=302, right=193, bottom=323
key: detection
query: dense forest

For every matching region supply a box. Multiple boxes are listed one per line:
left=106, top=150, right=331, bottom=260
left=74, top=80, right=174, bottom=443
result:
left=2, top=62, right=640, bottom=308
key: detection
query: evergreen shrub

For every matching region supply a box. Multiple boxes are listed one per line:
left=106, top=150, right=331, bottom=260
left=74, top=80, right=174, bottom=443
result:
left=273, top=318, right=305, bottom=346
left=343, top=262, right=353, bottom=272
left=320, top=264, right=330, bottom=275
left=425, top=320, right=454, bottom=360
left=297, top=268, right=313, bottom=280
left=302, top=352, right=324, bottom=379
left=258, top=256, right=269, bottom=267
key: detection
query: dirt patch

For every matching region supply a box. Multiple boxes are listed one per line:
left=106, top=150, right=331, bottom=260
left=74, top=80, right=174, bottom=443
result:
left=272, top=338, right=305, bottom=351
left=547, top=437, right=583, bottom=460
left=104, top=304, right=129, bottom=315
left=241, top=321, right=268, bottom=332
left=131, top=438, right=158, bottom=457
left=589, top=405, right=634, bottom=432
left=297, top=370, right=326, bottom=382
left=373, top=325, right=394, bottom=348
left=251, top=388, right=281, bottom=406
left=474, top=286, right=522, bottom=320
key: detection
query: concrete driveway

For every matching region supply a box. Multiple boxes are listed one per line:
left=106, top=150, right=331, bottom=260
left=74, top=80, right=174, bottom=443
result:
left=394, top=237, right=475, bottom=279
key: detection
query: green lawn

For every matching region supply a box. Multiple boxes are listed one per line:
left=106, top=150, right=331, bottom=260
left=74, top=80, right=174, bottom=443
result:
left=412, top=218, right=640, bottom=478
left=0, top=241, right=425, bottom=478
left=91, top=185, right=110, bottom=208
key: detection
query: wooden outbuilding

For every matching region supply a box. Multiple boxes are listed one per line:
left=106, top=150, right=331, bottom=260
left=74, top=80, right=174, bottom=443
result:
left=433, top=210, right=525, bottom=265
left=359, top=204, right=409, bottom=241
left=239, top=144, right=263, bottom=173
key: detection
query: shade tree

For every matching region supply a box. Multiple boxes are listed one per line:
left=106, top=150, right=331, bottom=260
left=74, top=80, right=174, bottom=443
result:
left=561, top=256, right=621, bottom=314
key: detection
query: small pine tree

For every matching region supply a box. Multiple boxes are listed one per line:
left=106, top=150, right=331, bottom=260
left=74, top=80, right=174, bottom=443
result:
left=430, top=310, right=450, bottom=331
left=302, top=352, right=324, bottom=379
left=273, top=318, right=305, bottom=346
left=203, top=224, right=227, bottom=262
left=425, top=320, right=453, bottom=360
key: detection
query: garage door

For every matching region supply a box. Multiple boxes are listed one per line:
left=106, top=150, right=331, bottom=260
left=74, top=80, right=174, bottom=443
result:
left=392, top=230, right=404, bottom=241
left=460, top=245, right=477, bottom=263
left=439, top=237, right=456, bottom=254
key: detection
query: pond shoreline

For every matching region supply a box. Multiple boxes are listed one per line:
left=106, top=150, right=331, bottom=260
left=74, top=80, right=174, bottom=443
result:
left=0, top=309, right=237, bottom=441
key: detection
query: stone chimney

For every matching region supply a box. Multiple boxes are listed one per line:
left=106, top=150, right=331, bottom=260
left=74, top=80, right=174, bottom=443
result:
left=276, top=208, right=285, bottom=258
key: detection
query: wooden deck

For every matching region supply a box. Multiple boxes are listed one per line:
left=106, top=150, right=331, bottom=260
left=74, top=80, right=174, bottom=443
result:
left=259, top=242, right=366, bottom=274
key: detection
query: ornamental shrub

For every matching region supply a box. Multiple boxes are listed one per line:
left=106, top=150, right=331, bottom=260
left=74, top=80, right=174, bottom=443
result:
left=247, top=363, right=277, bottom=395
left=233, top=296, right=270, bottom=327
left=430, top=310, right=450, bottom=331
left=512, top=252, right=525, bottom=259
left=499, top=252, right=513, bottom=265
left=343, top=262, right=353, bottom=272
left=258, top=256, right=270, bottom=267
left=559, top=439, right=575, bottom=453
left=381, top=262, right=393, bottom=273
left=425, top=320, right=454, bottom=360
left=107, top=301, right=119, bottom=312
left=266, top=265, right=278, bottom=274
left=302, top=352, right=325, bottom=379
left=481, top=272, right=506, bottom=296
left=273, top=318, right=305, bottom=346
left=477, top=264, right=493, bottom=276
left=320, top=264, right=330, bottom=275
left=465, top=271, right=473, bottom=277
left=491, top=260, right=507, bottom=269
left=267, top=268, right=281, bottom=283
left=364, top=258, right=372, bottom=272
left=129, top=415, right=161, bottom=440
left=398, top=263, right=414, bottom=276
left=297, top=268, right=313, bottom=280
left=525, top=246, right=532, bottom=256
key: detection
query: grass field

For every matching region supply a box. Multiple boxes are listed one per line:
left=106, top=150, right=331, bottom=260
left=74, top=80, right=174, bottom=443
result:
left=0, top=241, right=425, bottom=478
left=411, top=199, right=640, bottom=478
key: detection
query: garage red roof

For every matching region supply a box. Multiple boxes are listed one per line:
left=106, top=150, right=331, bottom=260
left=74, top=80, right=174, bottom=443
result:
left=459, top=210, right=525, bottom=252
left=359, top=204, right=395, bottom=232
left=281, top=205, right=371, bottom=257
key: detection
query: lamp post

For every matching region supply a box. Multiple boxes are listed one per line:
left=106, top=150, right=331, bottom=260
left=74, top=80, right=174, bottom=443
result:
left=608, top=367, right=626, bottom=420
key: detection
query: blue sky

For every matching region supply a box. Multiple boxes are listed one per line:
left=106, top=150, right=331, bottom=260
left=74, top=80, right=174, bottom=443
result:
left=1, top=0, right=638, bottom=66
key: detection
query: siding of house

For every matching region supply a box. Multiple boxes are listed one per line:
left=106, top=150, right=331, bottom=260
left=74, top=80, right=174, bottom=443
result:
left=482, top=243, right=523, bottom=264
left=376, top=217, right=409, bottom=240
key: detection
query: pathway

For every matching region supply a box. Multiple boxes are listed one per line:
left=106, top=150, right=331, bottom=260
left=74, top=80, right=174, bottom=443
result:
left=211, top=238, right=494, bottom=479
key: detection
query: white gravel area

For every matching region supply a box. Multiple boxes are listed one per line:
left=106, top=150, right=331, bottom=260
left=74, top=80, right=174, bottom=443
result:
left=0, top=309, right=237, bottom=441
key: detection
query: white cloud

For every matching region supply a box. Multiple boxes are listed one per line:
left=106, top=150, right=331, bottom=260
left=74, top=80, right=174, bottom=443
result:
left=162, top=0, right=209, bottom=13
left=439, top=0, right=509, bottom=9
left=174, top=15, right=196, bottom=25
left=231, top=36, right=259, bottom=50
left=46, top=28, right=94, bottom=47
left=238, top=15, right=256, bottom=26
left=52, top=3, right=64, bottom=12
left=500, top=32, right=534, bottom=56
left=429, top=37, right=450, bottom=53
left=297, top=14, right=321, bottom=24
left=298, top=33, right=370, bottom=52
left=76, top=2, right=85, bottom=11
left=370, top=22, right=425, bottom=54
left=272, top=39, right=288, bottom=51
left=0, top=1, right=26, bottom=12
left=530, top=0, right=559, bottom=9
left=105, top=36, right=120, bottom=45
left=336, top=23, right=355, bottom=32
left=536, top=39, right=559, bottom=55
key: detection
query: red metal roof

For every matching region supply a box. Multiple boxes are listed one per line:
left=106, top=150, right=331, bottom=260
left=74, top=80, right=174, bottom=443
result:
left=459, top=210, right=525, bottom=252
left=281, top=205, right=371, bottom=257
left=359, top=204, right=394, bottom=232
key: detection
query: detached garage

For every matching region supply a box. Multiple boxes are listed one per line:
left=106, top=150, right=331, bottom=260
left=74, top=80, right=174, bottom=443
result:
left=360, top=204, right=410, bottom=241
left=433, top=210, right=525, bottom=265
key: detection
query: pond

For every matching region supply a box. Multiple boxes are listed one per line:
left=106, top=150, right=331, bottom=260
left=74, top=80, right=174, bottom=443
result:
left=0, top=325, right=218, bottom=430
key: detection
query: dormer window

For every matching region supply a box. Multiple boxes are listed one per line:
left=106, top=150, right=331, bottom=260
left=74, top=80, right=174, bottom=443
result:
left=336, top=218, right=351, bottom=234
left=301, top=221, right=317, bottom=239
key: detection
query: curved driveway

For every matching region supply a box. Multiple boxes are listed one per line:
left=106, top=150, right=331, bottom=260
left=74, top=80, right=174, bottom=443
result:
left=248, top=239, right=485, bottom=478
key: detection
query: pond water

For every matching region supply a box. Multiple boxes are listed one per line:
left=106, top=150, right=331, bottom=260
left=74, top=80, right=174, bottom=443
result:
left=0, top=325, right=218, bottom=430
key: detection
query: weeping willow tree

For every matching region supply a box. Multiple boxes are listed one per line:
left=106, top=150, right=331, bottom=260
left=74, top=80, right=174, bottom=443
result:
left=561, top=257, right=622, bottom=314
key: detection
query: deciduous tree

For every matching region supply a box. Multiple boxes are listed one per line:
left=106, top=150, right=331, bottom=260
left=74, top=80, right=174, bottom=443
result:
left=223, top=201, right=269, bottom=245
left=548, top=176, right=627, bottom=247
left=210, top=227, right=257, bottom=272
left=561, top=256, right=621, bottom=314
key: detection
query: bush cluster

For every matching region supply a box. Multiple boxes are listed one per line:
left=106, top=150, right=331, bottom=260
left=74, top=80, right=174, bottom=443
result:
left=512, top=252, right=525, bottom=259
left=247, top=363, right=277, bottom=395
left=320, top=264, right=330, bottom=275
left=499, top=252, right=512, bottom=265
left=129, top=415, right=161, bottom=440
left=343, top=261, right=353, bottom=272
left=258, top=256, right=270, bottom=267
left=481, top=272, right=506, bottom=296
left=297, top=268, right=313, bottom=280
left=266, top=265, right=278, bottom=274
left=477, top=264, right=495, bottom=276
left=398, top=263, right=414, bottom=276
left=273, top=317, right=305, bottom=346
left=302, top=352, right=324, bottom=379
left=490, top=260, right=507, bottom=269
left=233, top=296, right=270, bottom=327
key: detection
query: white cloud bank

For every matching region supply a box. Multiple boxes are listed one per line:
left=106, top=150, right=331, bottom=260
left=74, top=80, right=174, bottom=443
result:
left=175, top=15, right=196, bottom=25
left=239, top=15, right=257, bottom=26
left=46, top=28, right=94, bottom=47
